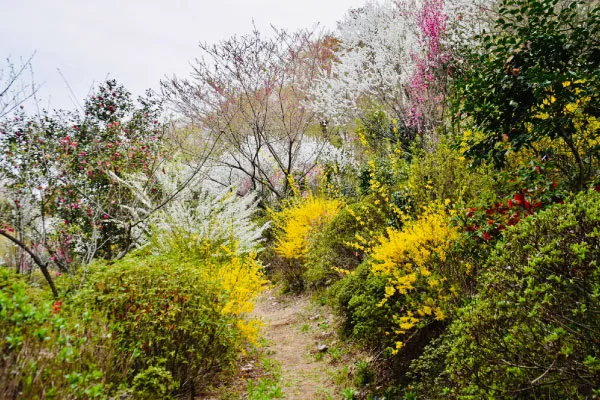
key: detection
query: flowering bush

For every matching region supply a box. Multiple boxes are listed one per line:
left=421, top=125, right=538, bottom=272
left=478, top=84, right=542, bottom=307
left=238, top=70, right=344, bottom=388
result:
left=329, top=204, right=461, bottom=361
left=454, top=0, right=600, bottom=190
left=407, top=138, right=498, bottom=212
left=272, top=195, right=342, bottom=260
left=148, top=165, right=269, bottom=256
left=304, top=200, right=387, bottom=288
left=0, top=80, right=167, bottom=295
left=370, top=204, right=459, bottom=353
left=269, top=195, right=342, bottom=290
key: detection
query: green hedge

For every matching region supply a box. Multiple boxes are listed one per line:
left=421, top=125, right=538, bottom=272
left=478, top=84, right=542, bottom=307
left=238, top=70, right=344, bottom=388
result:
left=416, top=190, right=600, bottom=398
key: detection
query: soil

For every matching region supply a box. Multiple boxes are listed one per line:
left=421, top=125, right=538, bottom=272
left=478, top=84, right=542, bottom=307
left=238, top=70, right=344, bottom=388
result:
left=251, top=288, right=341, bottom=399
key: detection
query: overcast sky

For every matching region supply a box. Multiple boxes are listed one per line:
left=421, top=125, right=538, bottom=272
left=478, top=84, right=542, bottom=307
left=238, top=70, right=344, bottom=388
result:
left=1, top=0, right=366, bottom=112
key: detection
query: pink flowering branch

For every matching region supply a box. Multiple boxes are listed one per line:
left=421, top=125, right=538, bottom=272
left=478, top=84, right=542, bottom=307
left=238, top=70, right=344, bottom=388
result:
left=403, top=0, right=450, bottom=136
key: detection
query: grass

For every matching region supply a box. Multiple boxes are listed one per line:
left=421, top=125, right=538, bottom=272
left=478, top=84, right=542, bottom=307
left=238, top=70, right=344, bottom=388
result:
left=245, top=349, right=285, bottom=400
left=246, top=378, right=284, bottom=400
left=341, top=387, right=359, bottom=399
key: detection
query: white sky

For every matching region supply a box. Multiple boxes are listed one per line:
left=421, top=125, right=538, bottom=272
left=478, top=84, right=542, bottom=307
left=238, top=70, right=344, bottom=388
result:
left=1, top=0, right=366, bottom=112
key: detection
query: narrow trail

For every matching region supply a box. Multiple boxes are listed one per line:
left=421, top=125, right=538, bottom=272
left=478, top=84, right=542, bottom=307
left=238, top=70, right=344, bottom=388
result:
left=251, top=288, right=340, bottom=399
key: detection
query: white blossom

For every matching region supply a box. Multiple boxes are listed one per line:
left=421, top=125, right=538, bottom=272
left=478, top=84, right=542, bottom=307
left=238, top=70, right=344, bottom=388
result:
left=308, top=1, right=418, bottom=126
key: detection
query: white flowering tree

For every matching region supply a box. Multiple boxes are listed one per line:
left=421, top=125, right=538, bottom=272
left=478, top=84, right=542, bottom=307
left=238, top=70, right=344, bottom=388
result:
left=309, top=1, right=417, bottom=127
left=115, top=161, right=269, bottom=255
left=309, top=0, right=493, bottom=141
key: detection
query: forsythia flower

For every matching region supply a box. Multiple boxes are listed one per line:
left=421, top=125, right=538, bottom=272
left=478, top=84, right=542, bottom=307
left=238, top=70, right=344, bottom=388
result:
left=272, top=195, right=342, bottom=260
left=369, top=205, right=459, bottom=351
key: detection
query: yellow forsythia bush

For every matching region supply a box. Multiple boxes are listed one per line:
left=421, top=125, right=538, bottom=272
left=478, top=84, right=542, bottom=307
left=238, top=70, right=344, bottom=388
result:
left=369, top=204, right=459, bottom=352
left=215, top=245, right=268, bottom=343
left=272, top=195, right=342, bottom=260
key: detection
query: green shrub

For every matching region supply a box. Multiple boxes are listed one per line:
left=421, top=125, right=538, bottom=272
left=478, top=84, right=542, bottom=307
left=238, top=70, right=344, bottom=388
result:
left=405, top=333, right=452, bottom=397
left=354, top=360, right=375, bottom=387
left=437, top=190, right=600, bottom=398
left=304, top=201, right=386, bottom=289
left=355, top=107, right=401, bottom=154
left=329, top=261, right=396, bottom=345
left=75, top=248, right=263, bottom=397
left=0, top=239, right=265, bottom=399
left=131, top=365, right=178, bottom=400
left=0, top=269, right=110, bottom=399
left=407, top=138, right=498, bottom=213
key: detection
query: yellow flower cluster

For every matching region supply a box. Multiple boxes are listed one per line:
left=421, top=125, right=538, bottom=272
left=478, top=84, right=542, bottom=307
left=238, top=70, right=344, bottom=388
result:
left=506, top=80, right=600, bottom=167
left=457, top=129, right=485, bottom=158
left=369, top=205, right=459, bottom=351
left=200, top=242, right=268, bottom=344
left=344, top=205, right=380, bottom=253
left=218, top=252, right=267, bottom=317
left=366, top=158, right=408, bottom=217
left=273, top=195, right=342, bottom=260
left=371, top=207, right=457, bottom=276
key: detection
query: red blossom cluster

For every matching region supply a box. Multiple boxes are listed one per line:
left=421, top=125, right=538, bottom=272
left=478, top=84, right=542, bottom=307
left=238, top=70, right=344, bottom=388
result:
left=463, top=190, right=557, bottom=242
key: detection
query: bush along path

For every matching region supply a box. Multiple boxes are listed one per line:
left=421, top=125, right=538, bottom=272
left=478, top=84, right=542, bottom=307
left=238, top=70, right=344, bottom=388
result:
left=249, top=287, right=364, bottom=400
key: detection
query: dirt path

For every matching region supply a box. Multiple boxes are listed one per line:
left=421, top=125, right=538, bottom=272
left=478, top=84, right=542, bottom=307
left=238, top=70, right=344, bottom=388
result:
left=251, top=288, right=339, bottom=399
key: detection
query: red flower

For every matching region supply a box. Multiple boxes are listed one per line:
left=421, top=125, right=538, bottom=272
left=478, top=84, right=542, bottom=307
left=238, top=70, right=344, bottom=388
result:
left=507, top=200, right=514, bottom=209
left=482, top=232, right=492, bottom=241
left=52, top=301, right=63, bottom=314
left=507, top=213, right=520, bottom=226
left=513, top=193, right=525, bottom=205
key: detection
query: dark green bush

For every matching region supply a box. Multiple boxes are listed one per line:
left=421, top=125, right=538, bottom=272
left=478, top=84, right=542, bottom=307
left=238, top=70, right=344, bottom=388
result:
left=131, top=365, right=178, bottom=400
left=455, top=0, right=600, bottom=190
left=354, top=360, right=375, bottom=387
left=434, top=190, right=600, bottom=398
left=329, top=261, right=396, bottom=345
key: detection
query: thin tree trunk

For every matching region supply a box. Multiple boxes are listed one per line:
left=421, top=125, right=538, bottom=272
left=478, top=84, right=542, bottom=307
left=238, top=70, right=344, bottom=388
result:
left=0, top=231, right=58, bottom=297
